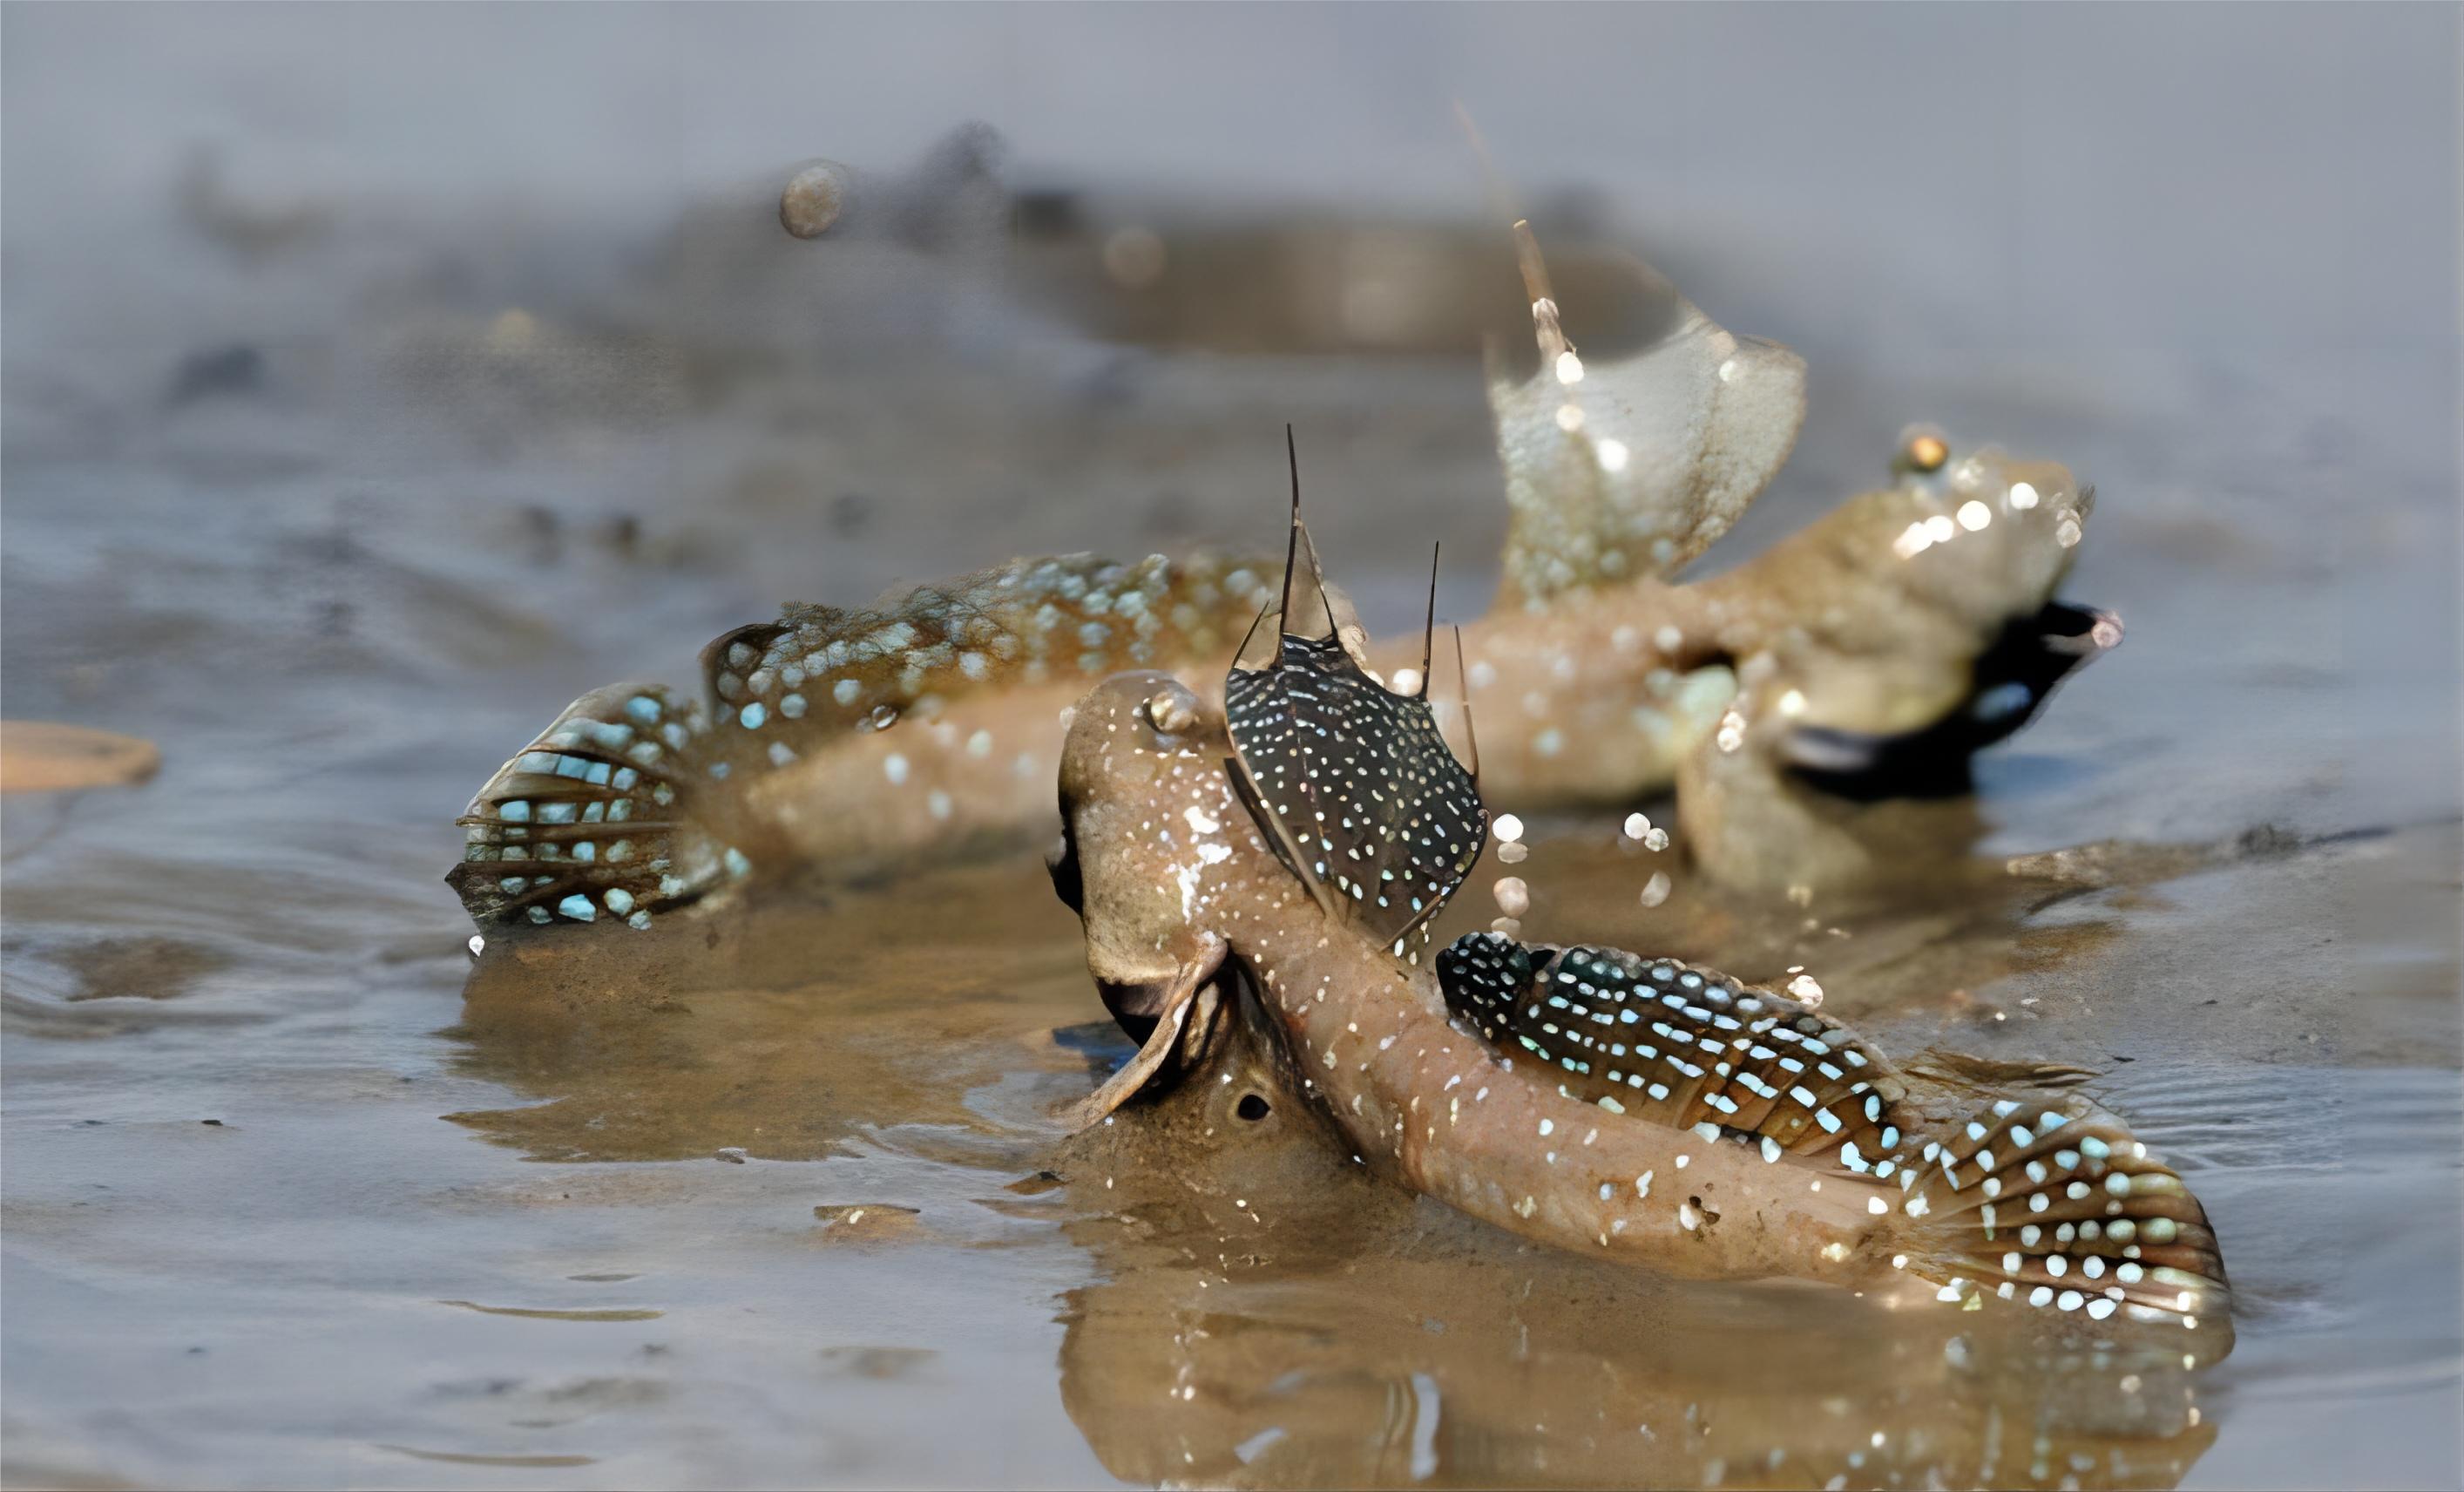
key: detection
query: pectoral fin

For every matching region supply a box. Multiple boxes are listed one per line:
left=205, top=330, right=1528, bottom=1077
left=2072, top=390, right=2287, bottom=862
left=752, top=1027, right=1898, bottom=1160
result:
left=1063, top=958, right=1221, bottom=1131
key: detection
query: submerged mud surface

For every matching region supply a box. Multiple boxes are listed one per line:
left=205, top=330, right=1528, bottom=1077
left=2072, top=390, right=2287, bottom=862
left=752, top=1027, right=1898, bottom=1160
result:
left=5, top=14, right=2461, bottom=1483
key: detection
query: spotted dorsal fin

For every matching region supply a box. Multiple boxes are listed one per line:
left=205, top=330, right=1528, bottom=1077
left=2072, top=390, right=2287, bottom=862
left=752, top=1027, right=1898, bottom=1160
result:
left=1435, top=934, right=1903, bottom=1167
left=1223, top=441, right=1488, bottom=953
left=1489, top=220, right=1806, bottom=608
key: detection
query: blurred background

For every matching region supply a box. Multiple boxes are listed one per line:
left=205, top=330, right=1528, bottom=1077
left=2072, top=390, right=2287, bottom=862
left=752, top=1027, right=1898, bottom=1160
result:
left=3, top=6, right=2456, bottom=1489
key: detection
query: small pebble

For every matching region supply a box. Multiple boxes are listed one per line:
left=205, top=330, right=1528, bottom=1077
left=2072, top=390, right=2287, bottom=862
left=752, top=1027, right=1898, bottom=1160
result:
left=780, top=161, right=851, bottom=238
left=1622, top=811, right=1650, bottom=839
left=1640, top=871, right=1672, bottom=908
left=1493, top=813, right=1525, bottom=844
left=1497, top=841, right=1529, bottom=865
left=1643, top=827, right=1670, bottom=852
left=1787, top=974, right=1825, bottom=1007
left=1493, top=877, right=1530, bottom=917
left=716, top=1147, right=749, bottom=1163
left=1490, top=917, right=1523, bottom=938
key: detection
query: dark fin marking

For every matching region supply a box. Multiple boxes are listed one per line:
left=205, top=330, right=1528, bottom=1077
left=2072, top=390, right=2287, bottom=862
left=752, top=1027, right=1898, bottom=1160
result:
left=1278, top=425, right=1304, bottom=636
left=1452, top=624, right=1479, bottom=787
left=449, top=682, right=736, bottom=930
left=1276, top=426, right=1339, bottom=641
left=1437, top=931, right=2231, bottom=1329
left=1222, top=721, right=1341, bottom=921
left=1784, top=601, right=2125, bottom=801
left=1418, top=542, right=1439, bottom=696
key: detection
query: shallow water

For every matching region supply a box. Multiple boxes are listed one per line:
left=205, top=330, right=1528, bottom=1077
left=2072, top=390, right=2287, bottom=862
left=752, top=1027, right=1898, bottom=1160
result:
left=6, top=10, right=2461, bottom=1488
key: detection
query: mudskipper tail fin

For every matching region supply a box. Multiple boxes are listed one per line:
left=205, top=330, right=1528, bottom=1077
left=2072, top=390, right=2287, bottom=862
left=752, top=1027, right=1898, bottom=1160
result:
left=1891, top=1095, right=2230, bottom=1345
left=451, top=551, right=1282, bottom=932
left=1434, top=932, right=2230, bottom=1345
left=449, top=682, right=738, bottom=929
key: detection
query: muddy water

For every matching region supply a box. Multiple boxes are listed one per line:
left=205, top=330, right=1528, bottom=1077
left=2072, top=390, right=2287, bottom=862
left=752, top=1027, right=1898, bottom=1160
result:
left=6, top=50, right=2462, bottom=1492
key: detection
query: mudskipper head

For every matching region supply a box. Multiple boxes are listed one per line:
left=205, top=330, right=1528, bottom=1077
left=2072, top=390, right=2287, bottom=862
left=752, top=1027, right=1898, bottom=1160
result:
left=1050, top=670, right=1249, bottom=1028
left=1048, top=433, right=1489, bottom=1122
left=1873, top=424, right=2103, bottom=634
left=1765, top=426, right=2123, bottom=794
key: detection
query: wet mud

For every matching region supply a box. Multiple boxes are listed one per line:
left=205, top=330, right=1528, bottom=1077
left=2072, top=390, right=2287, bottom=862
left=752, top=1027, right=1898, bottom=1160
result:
left=4, top=15, right=2459, bottom=1484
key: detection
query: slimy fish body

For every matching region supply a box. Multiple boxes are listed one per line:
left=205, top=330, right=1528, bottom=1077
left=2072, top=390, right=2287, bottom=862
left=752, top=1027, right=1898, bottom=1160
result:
left=454, top=226, right=2113, bottom=930
left=450, top=551, right=1276, bottom=928
left=1046, top=498, right=2229, bottom=1348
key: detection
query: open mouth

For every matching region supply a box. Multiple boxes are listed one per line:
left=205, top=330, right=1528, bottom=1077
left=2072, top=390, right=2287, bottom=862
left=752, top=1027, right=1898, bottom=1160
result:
left=1784, top=600, right=2125, bottom=801
left=1065, top=952, right=1254, bottom=1129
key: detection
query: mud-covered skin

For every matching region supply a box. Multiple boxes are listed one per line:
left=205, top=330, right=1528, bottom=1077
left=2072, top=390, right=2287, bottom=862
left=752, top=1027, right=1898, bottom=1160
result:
left=1053, top=672, right=2231, bottom=1351
left=1056, top=675, right=1867, bottom=1283
left=1050, top=966, right=2222, bottom=1490
left=451, top=552, right=1277, bottom=926
left=454, top=219, right=2108, bottom=926
left=453, top=434, right=2097, bottom=926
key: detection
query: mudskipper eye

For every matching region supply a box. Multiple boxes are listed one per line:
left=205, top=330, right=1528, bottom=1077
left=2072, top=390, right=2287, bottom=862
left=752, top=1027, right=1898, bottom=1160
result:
left=1235, top=1093, right=1271, bottom=1122
left=1899, top=428, right=1951, bottom=474
left=1144, top=682, right=1199, bottom=736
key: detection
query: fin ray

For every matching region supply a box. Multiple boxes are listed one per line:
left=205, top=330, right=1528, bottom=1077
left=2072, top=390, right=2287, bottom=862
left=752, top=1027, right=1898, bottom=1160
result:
left=449, top=682, right=732, bottom=929
left=1488, top=222, right=1806, bottom=607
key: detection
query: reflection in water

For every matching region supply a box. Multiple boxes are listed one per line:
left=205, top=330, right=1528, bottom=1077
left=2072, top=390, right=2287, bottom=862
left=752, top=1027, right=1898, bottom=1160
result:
left=434, top=822, right=2322, bottom=1488
left=1051, top=990, right=2215, bottom=1489
left=446, top=860, right=1101, bottom=1163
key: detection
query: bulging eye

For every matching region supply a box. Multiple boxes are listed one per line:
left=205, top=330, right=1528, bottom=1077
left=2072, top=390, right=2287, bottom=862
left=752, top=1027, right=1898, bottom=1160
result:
left=1144, top=683, right=1199, bottom=736
left=1897, top=427, right=1951, bottom=475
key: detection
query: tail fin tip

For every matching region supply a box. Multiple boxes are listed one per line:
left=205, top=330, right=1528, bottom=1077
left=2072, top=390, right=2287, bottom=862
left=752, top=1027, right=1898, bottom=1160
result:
left=1898, top=1096, right=2230, bottom=1341
left=449, top=682, right=733, bottom=931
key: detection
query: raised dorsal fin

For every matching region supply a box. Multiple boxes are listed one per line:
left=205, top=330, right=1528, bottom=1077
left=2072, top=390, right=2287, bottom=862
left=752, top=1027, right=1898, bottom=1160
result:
left=1223, top=437, right=1488, bottom=954
left=1488, top=220, right=1807, bottom=608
